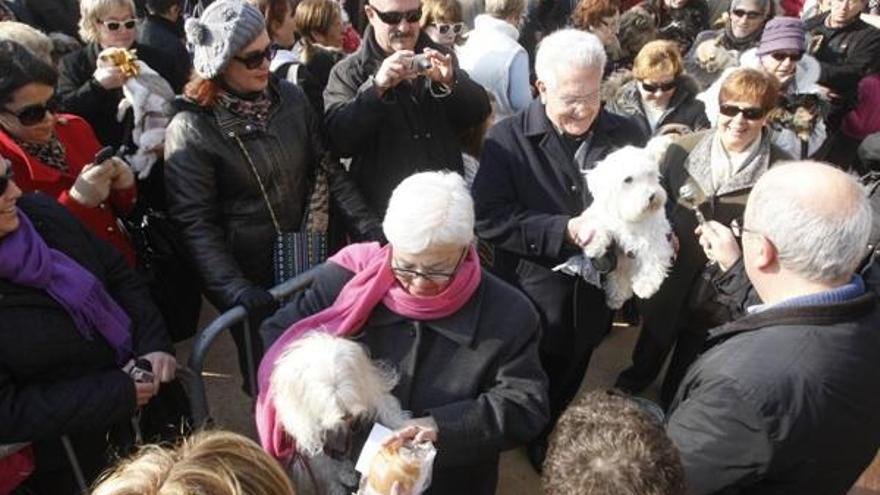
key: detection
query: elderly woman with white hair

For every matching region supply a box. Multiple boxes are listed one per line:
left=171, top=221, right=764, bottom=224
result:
left=258, top=170, right=549, bottom=494
left=472, top=28, right=646, bottom=470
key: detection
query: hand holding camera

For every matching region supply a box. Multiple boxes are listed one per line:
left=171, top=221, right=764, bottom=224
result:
left=123, top=358, right=157, bottom=407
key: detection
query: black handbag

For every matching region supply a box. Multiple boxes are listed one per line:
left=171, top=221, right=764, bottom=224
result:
left=233, top=136, right=329, bottom=286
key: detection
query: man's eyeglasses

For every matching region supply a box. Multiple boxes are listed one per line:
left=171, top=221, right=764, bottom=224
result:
left=640, top=79, right=678, bottom=93
left=719, top=103, right=766, bottom=120
left=769, top=51, right=803, bottom=62
left=368, top=4, right=423, bottom=24
left=234, top=45, right=275, bottom=70
left=1, top=96, right=59, bottom=127
left=731, top=8, right=763, bottom=19
left=730, top=218, right=762, bottom=238
left=553, top=89, right=601, bottom=108
left=391, top=248, right=467, bottom=284
left=432, top=22, right=464, bottom=35
left=0, top=167, right=15, bottom=197
left=100, top=18, right=137, bottom=31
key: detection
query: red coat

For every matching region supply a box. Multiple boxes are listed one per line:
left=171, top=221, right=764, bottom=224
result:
left=0, top=115, right=137, bottom=264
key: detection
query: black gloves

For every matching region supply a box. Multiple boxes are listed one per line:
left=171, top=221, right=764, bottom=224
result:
left=235, top=287, right=278, bottom=319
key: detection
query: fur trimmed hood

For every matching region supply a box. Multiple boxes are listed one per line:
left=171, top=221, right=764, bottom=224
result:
left=604, top=71, right=702, bottom=116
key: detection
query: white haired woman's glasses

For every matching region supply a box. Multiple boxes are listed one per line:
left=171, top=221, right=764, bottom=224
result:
left=391, top=248, right=467, bottom=284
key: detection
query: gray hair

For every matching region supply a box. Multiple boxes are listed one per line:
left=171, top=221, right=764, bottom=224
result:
left=746, top=161, right=871, bottom=283
left=535, top=29, right=606, bottom=89
left=0, top=22, right=53, bottom=65
left=79, top=0, right=137, bottom=43
left=485, top=0, right=526, bottom=20
left=383, top=171, right=475, bottom=253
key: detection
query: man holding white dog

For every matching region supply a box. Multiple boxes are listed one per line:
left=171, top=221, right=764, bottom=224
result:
left=472, top=28, right=647, bottom=470
left=665, top=161, right=880, bottom=493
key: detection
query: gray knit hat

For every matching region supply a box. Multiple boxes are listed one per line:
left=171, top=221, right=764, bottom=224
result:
left=185, top=0, right=266, bottom=79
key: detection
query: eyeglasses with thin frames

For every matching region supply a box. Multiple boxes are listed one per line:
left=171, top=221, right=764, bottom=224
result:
left=391, top=248, right=467, bottom=284
left=368, top=4, right=423, bottom=24
left=730, top=218, right=764, bottom=239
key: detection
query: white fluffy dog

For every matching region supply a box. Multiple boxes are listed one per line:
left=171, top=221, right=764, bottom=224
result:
left=582, top=143, right=675, bottom=309
left=270, top=332, right=408, bottom=494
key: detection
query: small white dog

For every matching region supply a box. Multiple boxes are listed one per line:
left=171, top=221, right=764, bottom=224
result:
left=581, top=143, right=675, bottom=309
left=270, top=332, right=408, bottom=495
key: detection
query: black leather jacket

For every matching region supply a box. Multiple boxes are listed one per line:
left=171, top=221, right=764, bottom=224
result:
left=165, top=76, right=378, bottom=309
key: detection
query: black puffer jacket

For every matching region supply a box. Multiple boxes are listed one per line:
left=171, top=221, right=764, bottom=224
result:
left=0, top=193, right=172, bottom=492
left=323, top=26, right=491, bottom=221
left=805, top=13, right=880, bottom=105
left=605, top=73, right=710, bottom=137
left=165, top=77, right=378, bottom=310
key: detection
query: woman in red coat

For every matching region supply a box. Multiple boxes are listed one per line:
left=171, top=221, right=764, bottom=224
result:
left=0, top=40, right=136, bottom=264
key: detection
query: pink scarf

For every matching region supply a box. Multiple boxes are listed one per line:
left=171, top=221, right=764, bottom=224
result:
left=255, top=242, right=482, bottom=459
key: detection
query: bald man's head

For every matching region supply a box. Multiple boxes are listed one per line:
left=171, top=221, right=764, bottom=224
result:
left=745, top=161, right=871, bottom=283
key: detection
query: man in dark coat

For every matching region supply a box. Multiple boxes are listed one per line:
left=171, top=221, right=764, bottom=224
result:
left=666, top=161, right=880, bottom=494
left=323, top=0, right=491, bottom=236
left=472, top=28, right=647, bottom=470
left=137, top=0, right=191, bottom=93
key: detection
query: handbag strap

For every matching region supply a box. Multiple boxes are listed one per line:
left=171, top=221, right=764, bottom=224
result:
left=232, top=135, right=283, bottom=236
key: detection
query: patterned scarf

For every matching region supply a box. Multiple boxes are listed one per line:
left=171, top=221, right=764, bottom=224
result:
left=18, top=134, right=68, bottom=172
left=216, top=89, right=274, bottom=129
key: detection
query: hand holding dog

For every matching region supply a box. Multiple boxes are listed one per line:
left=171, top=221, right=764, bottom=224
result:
left=695, top=220, right=740, bottom=271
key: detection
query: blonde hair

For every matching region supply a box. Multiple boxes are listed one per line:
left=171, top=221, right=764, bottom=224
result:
left=91, top=431, right=296, bottom=495
left=294, top=0, right=342, bottom=61
left=420, top=0, right=463, bottom=27
left=632, top=40, right=683, bottom=81
left=485, top=0, right=525, bottom=20
left=0, top=23, right=53, bottom=65
left=79, top=0, right=137, bottom=43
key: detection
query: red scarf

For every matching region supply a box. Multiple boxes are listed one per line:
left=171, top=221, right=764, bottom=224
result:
left=255, top=242, right=481, bottom=459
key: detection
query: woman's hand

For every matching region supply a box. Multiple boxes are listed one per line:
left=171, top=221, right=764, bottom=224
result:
left=140, top=351, right=177, bottom=386
left=110, top=157, right=135, bottom=190
left=70, top=162, right=115, bottom=207
left=695, top=220, right=740, bottom=271
left=93, top=65, right=126, bottom=90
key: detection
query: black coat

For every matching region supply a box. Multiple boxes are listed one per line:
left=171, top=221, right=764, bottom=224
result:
left=473, top=100, right=647, bottom=355
left=0, top=193, right=172, bottom=491
left=805, top=13, right=880, bottom=104
left=136, top=14, right=191, bottom=93
left=605, top=75, right=710, bottom=137
left=57, top=42, right=179, bottom=148
left=22, top=0, right=79, bottom=38
left=165, top=77, right=378, bottom=309
left=323, top=26, right=491, bottom=222
left=667, top=265, right=880, bottom=494
left=260, top=262, right=549, bottom=495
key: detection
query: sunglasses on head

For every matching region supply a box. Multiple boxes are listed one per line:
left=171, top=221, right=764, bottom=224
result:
left=0, top=167, right=14, bottom=197
left=769, top=51, right=803, bottom=62
left=719, top=103, right=766, bottom=120
left=731, top=8, right=763, bottom=18
left=233, top=45, right=275, bottom=70
left=640, top=79, right=678, bottom=92
left=433, top=22, right=464, bottom=34
left=2, top=96, right=59, bottom=127
left=100, top=18, right=137, bottom=31
left=368, top=4, right=423, bottom=24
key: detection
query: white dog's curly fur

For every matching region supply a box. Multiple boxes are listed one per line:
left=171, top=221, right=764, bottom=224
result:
left=270, top=332, right=408, bottom=457
left=582, top=142, right=675, bottom=309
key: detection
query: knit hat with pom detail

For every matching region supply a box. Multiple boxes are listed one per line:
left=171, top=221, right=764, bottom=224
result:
left=185, top=0, right=266, bottom=79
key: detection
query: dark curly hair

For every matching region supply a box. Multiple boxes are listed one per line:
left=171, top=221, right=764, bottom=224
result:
left=543, top=390, right=687, bottom=495
left=0, top=40, right=58, bottom=107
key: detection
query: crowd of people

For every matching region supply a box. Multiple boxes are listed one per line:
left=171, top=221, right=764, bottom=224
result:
left=0, top=0, right=879, bottom=493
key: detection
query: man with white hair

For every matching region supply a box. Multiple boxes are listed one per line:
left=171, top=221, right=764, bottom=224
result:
left=666, top=161, right=880, bottom=494
left=473, top=28, right=647, bottom=470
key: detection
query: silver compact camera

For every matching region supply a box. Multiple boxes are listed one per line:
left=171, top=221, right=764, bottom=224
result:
left=411, top=54, right=432, bottom=73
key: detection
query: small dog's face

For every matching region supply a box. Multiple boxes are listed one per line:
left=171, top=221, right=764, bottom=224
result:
left=696, top=39, right=737, bottom=73
left=588, top=147, right=667, bottom=223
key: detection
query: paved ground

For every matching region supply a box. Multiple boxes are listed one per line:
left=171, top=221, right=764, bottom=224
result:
left=177, top=301, right=879, bottom=494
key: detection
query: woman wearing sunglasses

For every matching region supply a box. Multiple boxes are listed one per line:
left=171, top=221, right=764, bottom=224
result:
left=0, top=40, right=137, bottom=265
left=699, top=17, right=828, bottom=159
left=56, top=0, right=179, bottom=151
left=166, top=0, right=375, bottom=393
left=606, top=40, right=709, bottom=137
left=420, top=0, right=466, bottom=47
left=617, top=67, right=791, bottom=403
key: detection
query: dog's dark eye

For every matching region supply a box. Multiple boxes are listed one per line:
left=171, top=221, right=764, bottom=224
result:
left=624, top=176, right=633, bottom=184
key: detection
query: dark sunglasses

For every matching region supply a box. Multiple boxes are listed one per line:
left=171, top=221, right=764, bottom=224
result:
left=100, top=18, right=137, bottom=30
left=719, top=103, right=766, bottom=120
left=1, top=96, right=59, bottom=127
left=0, top=167, right=14, bottom=196
left=233, top=45, right=275, bottom=70
left=640, top=79, right=678, bottom=92
left=770, top=51, right=803, bottom=62
left=368, top=4, right=422, bottom=24
left=433, top=22, right=464, bottom=34
left=731, top=8, right=763, bottom=19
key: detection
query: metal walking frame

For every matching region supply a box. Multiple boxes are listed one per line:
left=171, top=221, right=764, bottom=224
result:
left=186, top=270, right=316, bottom=427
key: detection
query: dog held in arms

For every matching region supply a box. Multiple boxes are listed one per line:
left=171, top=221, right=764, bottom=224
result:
left=270, top=332, right=408, bottom=495
left=580, top=142, right=675, bottom=309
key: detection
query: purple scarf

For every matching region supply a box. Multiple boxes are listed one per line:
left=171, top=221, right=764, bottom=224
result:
left=0, top=210, right=133, bottom=364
